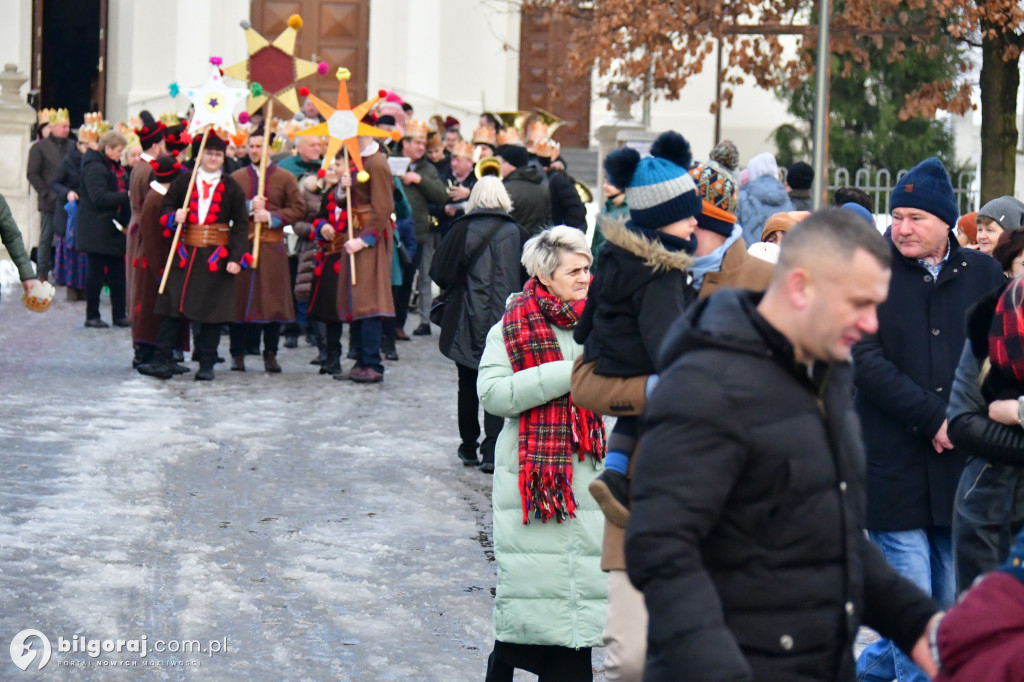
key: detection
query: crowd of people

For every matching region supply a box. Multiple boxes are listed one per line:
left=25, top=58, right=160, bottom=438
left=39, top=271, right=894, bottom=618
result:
left=7, top=96, right=1024, bottom=681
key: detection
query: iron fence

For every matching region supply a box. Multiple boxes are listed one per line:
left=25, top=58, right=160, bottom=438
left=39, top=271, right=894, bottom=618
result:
left=828, top=167, right=978, bottom=217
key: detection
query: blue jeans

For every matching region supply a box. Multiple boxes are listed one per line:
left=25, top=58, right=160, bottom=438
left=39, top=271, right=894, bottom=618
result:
left=350, top=317, right=383, bottom=374
left=856, top=527, right=955, bottom=682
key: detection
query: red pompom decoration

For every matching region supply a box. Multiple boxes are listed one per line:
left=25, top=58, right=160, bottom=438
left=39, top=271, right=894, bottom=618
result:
left=314, top=265, right=323, bottom=277
left=333, top=261, right=341, bottom=274
left=238, top=112, right=250, bottom=124
left=317, top=61, right=329, bottom=75
left=131, top=257, right=139, bottom=268
left=213, top=192, right=223, bottom=202
left=298, top=86, right=310, bottom=97
left=141, top=257, right=149, bottom=269
left=317, top=168, right=326, bottom=179
left=162, top=228, right=172, bottom=238
left=188, top=212, right=199, bottom=223
left=208, top=262, right=218, bottom=272
left=378, top=89, right=387, bottom=98
left=174, top=163, right=183, bottom=172
left=149, top=160, right=159, bottom=171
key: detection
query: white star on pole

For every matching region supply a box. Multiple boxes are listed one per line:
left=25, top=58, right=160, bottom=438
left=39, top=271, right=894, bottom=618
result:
left=184, top=67, right=249, bottom=137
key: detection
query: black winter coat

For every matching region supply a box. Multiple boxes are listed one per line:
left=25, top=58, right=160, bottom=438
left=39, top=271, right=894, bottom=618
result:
left=429, top=208, right=523, bottom=368
left=853, top=236, right=1004, bottom=530
left=547, top=168, right=587, bottom=230
left=575, top=217, right=694, bottom=377
left=50, top=144, right=84, bottom=239
left=26, top=135, right=72, bottom=212
left=75, top=149, right=129, bottom=256
left=504, top=166, right=551, bottom=237
left=626, top=289, right=939, bottom=682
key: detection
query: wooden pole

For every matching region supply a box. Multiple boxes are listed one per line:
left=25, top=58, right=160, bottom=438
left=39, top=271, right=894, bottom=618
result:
left=343, top=146, right=357, bottom=286
left=159, top=128, right=210, bottom=294
left=252, top=99, right=274, bottom=269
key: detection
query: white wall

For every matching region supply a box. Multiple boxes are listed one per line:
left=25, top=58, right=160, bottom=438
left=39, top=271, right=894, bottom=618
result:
left=0, top=0, right=34, bottom=101
left=368, top=0, right=520, bottom=124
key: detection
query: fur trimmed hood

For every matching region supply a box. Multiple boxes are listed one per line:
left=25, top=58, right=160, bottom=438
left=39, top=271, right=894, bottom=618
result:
left=598, top=215, right=694, bottom=274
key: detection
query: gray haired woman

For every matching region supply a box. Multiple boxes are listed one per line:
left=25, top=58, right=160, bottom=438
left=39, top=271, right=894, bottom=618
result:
left=430, top=176, right=525, bottom=471
left=477, top=226, right=607, bottom=681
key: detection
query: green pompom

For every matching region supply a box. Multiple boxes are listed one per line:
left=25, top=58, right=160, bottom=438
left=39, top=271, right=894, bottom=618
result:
left=250, top=82, right=264, bottom=97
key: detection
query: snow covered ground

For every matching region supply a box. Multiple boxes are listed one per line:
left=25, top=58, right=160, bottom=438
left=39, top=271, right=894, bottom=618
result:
left=0, top=291, right=607, bottom=680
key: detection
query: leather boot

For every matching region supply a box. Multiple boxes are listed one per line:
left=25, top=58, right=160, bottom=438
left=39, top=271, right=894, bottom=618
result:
left=263, top=351, right=281, bottom=373
left=231, top=355, right=246, bottom=372
left=319, top=351, right=342, bottom=375
left=137, top=355, right=174, bottom=380
left=195, top=363, right=215, bottom=381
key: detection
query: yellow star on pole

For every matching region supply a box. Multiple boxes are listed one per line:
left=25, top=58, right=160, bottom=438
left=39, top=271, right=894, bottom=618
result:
left=221, top=15, right=323, bottom=115
left=184, top=66, right=249, bottom=137
left=294, top=68, right=399, bottom=182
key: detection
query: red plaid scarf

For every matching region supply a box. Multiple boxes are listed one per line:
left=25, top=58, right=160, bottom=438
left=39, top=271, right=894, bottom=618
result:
left=502, top=277, right=606, bottom=524
left=989, top=279, right=1024, bottom=383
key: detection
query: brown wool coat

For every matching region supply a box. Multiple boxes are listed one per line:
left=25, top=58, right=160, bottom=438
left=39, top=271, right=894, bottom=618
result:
left=572, top=242, right=774, bottom=571
left=309, top=150, right=395, bottom=321
left=132, top=184, right=171, bottom=345
left=230, top=164, right=305, bottom=323
left=154, top=171, right=249, bottom=324
left=126, top=157, right=154, bottom=321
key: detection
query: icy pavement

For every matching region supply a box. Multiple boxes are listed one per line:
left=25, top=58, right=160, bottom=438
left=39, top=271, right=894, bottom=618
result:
left=0, top=292, right=608, bottom=681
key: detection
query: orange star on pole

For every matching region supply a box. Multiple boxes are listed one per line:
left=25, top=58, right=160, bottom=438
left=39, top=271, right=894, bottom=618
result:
left=293, top=68, right=400, bottom=182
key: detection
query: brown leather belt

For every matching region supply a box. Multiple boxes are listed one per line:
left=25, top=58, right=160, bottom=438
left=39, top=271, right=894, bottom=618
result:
left=247, top=222, right=284, bottom=243
left=324, top=206, right=371, bottom=255
left=184, top=223, right=230, bottom=247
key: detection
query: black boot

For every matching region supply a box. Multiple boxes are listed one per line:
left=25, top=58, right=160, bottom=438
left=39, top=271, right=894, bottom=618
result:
left=319, top=352, right=342, bottom=375
left=195, top=363, right=215, bottom=381
left=231, top=355, right=246, bottom=371
left=588, top=469, right=631, bottom=528
left=138, top=355, right=174, bottom=380
left=133, top=344, right=154, bottom=369
left=458, top=443, right=479, bottom=467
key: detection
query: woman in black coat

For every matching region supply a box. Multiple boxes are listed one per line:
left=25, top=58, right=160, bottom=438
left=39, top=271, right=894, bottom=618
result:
left=429, top=176, right=524, bottom=471
left=50, top=137, right=90, bottom=297
left=76, top=131, right=130, bottom=327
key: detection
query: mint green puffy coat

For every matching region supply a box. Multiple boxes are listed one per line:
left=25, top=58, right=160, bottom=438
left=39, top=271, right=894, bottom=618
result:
left=477, top=305, right=607, bottom=648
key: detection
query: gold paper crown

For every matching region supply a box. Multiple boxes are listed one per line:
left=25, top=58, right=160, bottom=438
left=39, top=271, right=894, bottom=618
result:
left=526, top=121, right=550, bottom=149
left=452, top=140, right=475, bottom=160
left=22, top=281, right=55, bottom=313
left=38, top=108, right=55, bottom=125
left=230, top=129, right=249, bottom=148
left=404, top=120, right=430, bottom=139
left=159, top=112, right=181, bottom=126
left=471, top=126, right=496, bottom=147
left=533, top=138, right=560, bottom=160
left=49, top=108, right=70, bottom=124
left=496, top=128, right=522, bottom=146
left=78, top=112, right=110, bottom=143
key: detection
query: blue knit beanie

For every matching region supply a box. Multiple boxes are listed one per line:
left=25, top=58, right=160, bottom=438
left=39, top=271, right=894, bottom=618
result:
left=604, top=131, right=702, bottom=231
left=890, top=157, right=958, bottom=229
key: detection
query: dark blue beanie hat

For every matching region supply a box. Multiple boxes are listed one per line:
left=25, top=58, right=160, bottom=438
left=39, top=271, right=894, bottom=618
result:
left=890, top=157, right=958, bottom=229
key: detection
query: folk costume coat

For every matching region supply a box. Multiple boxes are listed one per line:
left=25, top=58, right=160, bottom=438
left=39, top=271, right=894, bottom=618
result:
left=154, top=170, right=249, bottom=324
left=309, top=149, right=395, bottom=322
left=126, top=155, right=155, bottom=321
left=230, top=163, right=305, bottom=324
left=132, top=183, right=172, bottom=345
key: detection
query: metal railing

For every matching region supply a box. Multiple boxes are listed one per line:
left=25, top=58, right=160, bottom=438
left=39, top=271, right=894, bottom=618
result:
left=828, top=167, right=978, bottom=217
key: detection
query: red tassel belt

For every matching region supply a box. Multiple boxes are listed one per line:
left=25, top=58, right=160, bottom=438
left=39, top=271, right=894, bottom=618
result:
left=247, top=222, right=284, bottom=243
left=183, top=223, right=230, bottom=248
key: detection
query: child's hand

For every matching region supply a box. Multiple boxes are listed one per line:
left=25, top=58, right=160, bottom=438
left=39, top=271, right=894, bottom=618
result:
left=988, top=399, right=1020, bottom=426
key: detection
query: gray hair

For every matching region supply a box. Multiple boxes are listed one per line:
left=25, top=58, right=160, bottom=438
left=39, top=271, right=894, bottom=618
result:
left=97, top=130, right=127, bottom=152
left=467, top=176, right=512, bottom=213
left=521, top=225, right=592, bottom=279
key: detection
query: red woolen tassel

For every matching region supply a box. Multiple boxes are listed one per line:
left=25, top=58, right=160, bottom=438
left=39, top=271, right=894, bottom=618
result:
left=208, top=262, right=218, bottom=272
left=131, top=257, right=139, bottom=268
left=188, top=212, right=199, bottom=223
left=162, top=228, right=172, bottom=238
left=313, top=265, right=323, bottom=277
left=333, top=261, right=341, bottom=274
left=141, top=257, right=149, bottom=269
